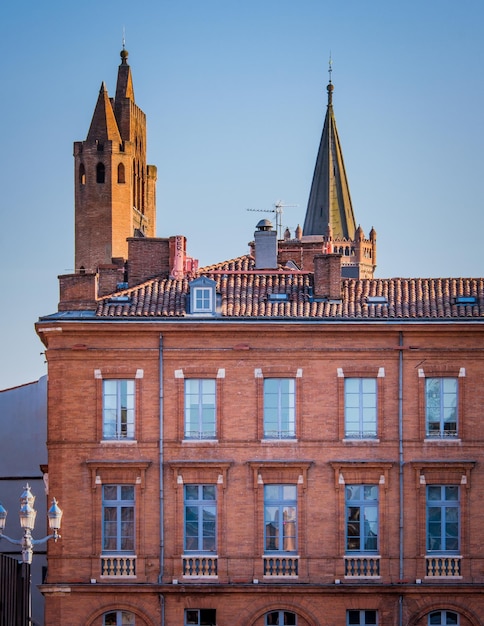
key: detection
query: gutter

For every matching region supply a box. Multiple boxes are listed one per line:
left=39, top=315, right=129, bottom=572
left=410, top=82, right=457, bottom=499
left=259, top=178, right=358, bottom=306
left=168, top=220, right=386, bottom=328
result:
left=158, top=335, right=164, bottom=584
left=398, top=331, right=404, bottom=626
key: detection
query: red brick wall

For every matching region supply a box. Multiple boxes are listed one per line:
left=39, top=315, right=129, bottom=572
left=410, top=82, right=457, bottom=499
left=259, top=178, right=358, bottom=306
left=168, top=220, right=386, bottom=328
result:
left=38, top=319, right=484, bottom=624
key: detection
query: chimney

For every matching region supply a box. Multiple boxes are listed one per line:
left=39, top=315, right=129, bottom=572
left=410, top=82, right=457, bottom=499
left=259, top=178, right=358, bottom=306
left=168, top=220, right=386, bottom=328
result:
left=58, top=273, right=98, bottom=311
left=313, top=254, right=342, bottom=299
left=169, top=235, right=187, bottom=279
left=254, top=220, right=278, bottom=269
left=97, top=264, right=125, bottom=297
left=127, top=237, right=171, bottom=287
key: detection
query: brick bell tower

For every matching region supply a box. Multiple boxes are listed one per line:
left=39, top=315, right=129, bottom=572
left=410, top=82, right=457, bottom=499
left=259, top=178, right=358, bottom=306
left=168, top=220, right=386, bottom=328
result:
left=73, top=48, right=157, bottom=273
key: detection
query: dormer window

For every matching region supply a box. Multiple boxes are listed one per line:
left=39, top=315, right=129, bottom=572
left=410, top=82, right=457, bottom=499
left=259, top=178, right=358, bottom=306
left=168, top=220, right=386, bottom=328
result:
left=189, top=277, right=217, bottom=315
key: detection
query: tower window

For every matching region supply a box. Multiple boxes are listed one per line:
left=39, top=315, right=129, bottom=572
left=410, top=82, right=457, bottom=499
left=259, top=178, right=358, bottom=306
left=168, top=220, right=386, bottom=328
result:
left=97, top=162, right=105, bottom=184
left=117, top=163, right=125, bottom=184
left=79, top=163, right=86, bottom=185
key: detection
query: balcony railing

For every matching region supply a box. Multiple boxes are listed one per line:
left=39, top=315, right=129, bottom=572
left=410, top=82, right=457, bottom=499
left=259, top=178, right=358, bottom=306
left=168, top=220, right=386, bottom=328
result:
left=182, top=555, right=218, bottom=577
left=344, top=555, right=380, bottom=577
left=263, top=555, right=299, bottom=577
left=101, top=555, right=136, bottom=577
left=426, top=555, right=462, bottom=577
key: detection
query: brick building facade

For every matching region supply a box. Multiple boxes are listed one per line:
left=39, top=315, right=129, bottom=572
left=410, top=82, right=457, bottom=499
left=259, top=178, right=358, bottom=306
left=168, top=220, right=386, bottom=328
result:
left=35, top=51, right=484, bottom=625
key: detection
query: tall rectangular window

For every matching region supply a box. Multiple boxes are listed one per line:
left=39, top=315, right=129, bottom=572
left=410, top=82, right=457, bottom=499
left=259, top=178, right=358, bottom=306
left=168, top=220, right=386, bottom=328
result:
left=184, top=379, right=216, bottom=439
left=185, top=609, right=216, bottom=625
left=426, top=378, right=458, bottom=438
left=184, top=485, right=217, bottom=552
left=264, top=485, right=297, bottom=553
left=347, top=610, right=377, bottom=625
left=427, top=485, right=460, bottom=553
left=263, top=378, right=296, bottom=439
left=344, top=378, right=377, bottom=439
left=345, top=485, right=378, bottom=553
left=102, top=485, right=135, bottom=553
left=103, top=380, right=135, bottom=439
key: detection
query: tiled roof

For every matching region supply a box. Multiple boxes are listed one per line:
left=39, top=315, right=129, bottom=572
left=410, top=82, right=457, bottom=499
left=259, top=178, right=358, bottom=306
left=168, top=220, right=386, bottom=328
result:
left=95, top=255, right=484, bottom=320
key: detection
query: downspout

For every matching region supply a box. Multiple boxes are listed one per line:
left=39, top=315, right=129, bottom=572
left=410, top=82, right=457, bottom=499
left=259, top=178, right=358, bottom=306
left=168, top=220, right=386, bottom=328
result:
left=159, top=593, right=165, bottom=626
left=398, top=331, right=404, bottom=626
left=159, top=335, right=164, bottom=585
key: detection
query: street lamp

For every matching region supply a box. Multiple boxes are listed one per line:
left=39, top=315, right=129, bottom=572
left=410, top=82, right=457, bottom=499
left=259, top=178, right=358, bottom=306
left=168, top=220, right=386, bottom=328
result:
left=0, top=484, right=62, bottom=564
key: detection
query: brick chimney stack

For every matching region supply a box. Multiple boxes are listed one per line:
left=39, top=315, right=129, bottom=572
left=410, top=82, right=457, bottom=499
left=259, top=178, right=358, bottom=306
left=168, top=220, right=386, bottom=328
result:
left=313, top=254, right=342, bottom=299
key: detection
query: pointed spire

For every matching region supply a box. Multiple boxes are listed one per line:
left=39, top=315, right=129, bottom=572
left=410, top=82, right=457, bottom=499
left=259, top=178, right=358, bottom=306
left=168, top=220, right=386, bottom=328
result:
left=86, top=82, right=122, bottom=143
left=303, top=62, right=357, bottom=240
left=115, top=46, right=135, bottom=103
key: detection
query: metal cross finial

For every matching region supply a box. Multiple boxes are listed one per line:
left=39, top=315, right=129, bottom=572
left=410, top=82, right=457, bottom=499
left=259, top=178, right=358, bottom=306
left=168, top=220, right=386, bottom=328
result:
left=328, top=52, right=333, bottom=84
left=122, top=26, right=126, bottom=50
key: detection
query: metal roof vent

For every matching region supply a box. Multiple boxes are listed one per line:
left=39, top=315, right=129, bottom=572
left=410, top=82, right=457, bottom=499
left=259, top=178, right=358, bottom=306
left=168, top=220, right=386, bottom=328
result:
left=256, top=219, right=273, bottom=231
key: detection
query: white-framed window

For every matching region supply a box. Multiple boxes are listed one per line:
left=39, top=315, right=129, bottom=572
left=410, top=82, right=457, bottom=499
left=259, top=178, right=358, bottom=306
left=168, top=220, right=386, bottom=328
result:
left=344, top=378, right=377, bottom=439
left=103, top=611, right=135, bottom=625
left=102, top=379, right=135, bottom=439
left=345, top=485, right=378, bottom=553
left=264, top=485, right=297, bottom=553
left=184, top=484, right=217, bottom=552
left=102, top=485, right=135, bottom=553
left=263, top=378, right=296, bottom=439
left=185, top=609, right=216, bottom=625
left=347, top=610, right=377, bottom=625
left=425, top=378, right=458, bottom=438
left=184, top=379, right=216, bottom=439
left=266, top=611, right=297, bottom=625
left=427, top=485, right=460, bottom=553
left=194, top=287, right=212, bottom=311
left=428, top=611, right=459, bottom=625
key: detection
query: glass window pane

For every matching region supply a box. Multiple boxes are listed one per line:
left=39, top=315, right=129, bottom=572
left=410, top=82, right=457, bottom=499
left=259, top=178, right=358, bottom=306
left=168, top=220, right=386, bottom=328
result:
left=264, top=379, right=279, bottom=394
left=445, top=486, right=459, bottom=501
left=103, top=485, right=117, bottom=501
left=264, top=485, right=280, bottom=501
left=121, top=486, right=134, bottom=500
left=186, top=610, right=199, bottom=624
left=185, top=485, right=198, bottom=500
left=346, top=485, right=361, bottom=500
left=361, top=379, right=376, bottom=393
left=365, top=611, right=377, bottom=625
left=364, top=486, right=378, bottom=501
left=203, top=485, right=216, bottom=500
left=347, top=610, right=360, bottom=625
left=282, top=485, right=297, bottom=500
left=427, top=486, right=442, bottom=501
left=442, top=378, right=457, bottom=393
left=345, top=378, right=359, bottom=393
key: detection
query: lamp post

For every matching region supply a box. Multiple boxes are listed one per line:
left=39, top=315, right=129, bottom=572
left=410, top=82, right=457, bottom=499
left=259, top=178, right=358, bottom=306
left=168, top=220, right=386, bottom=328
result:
left=0, top=484, right=62, bottom=625
left=0, top=484, right=62, bottom=563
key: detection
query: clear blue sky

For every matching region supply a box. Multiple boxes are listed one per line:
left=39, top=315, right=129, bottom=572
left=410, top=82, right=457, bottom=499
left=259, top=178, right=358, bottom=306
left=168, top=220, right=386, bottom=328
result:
left=1, top=0, right=483, bottom=390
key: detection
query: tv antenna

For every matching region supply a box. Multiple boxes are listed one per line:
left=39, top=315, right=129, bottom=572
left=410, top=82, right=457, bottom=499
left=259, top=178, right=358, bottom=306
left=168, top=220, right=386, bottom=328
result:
left=247, top=201, right=298, bottom=239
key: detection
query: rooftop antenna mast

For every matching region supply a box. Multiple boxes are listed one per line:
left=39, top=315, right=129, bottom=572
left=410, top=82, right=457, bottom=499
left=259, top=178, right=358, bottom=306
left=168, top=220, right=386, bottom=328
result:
left=247, top=201, right=298, bottom=239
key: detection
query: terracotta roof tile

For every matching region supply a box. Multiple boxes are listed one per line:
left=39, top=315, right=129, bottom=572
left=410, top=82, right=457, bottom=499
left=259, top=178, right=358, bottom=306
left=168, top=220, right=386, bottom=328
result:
left=95, top=254, right=484, bottom=321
